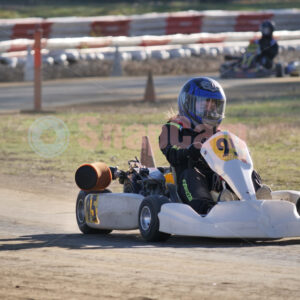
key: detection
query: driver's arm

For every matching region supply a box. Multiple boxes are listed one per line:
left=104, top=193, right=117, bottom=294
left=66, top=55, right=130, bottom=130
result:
left=159, top=123, right=200, bottom=166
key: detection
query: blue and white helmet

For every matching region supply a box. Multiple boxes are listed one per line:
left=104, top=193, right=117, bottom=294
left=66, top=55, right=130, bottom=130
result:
left=178, top=77, right=226, bottom=127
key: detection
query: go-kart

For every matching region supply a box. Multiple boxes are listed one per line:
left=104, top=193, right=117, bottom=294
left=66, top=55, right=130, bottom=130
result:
left=285, top=61, right=300, bottom=77
left=75, top=131, right=300, bottom=242
left=220, top=54, right=284, bottom=79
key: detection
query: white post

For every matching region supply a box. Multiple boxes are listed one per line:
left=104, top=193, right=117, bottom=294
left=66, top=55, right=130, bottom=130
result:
left=24, top=46, right=34, bottom=82
left=111, top=46, right=122, bottom=76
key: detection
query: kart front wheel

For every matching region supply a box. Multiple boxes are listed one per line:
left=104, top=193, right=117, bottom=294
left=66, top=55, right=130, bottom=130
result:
left=275, top=63, right=283, bottom=77
left=138, top=196, right=171, bottom=242
left=296, top=197, right=300, bottom=216
left=76, top=190, right=112, bottom=235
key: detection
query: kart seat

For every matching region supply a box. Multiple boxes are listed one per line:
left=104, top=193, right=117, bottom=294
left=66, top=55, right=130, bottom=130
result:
left=166, top=167, right=182, bottom=203
left=166, top=183, right=182, bottom=203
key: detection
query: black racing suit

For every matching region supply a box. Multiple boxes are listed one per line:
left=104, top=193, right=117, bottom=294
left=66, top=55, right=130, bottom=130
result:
left=159, top=116, right=263, bottom=215
left=255, top=37, right=279, bottom=69
left=159, top=116, right=218, bottom=214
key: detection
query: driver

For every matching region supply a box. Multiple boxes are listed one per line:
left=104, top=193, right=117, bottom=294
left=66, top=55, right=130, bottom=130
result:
left=159, top=77, right=271, bottom=215
left=255, top=20, right=279, bottom=69
left=240, top=20, right=278, bottom=71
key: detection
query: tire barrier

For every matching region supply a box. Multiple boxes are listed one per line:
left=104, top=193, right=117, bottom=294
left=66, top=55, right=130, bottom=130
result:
left=3, top=39, right=300, bottom=62
left=0, top=47, right=298, bottom=82
left=0, top=39, right=300, bottom=77
left=0, top=9, right=300, bottom=40
left=0, top=47, right=299, bottom=82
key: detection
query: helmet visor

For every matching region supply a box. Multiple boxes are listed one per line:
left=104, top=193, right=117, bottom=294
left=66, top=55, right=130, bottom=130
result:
left=261, top=26, right=272, bottom=36
left=184, top=95, right=225, bottom=126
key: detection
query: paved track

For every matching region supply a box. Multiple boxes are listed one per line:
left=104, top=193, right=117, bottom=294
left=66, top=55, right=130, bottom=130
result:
left=0, top=75, right=300, bottom=111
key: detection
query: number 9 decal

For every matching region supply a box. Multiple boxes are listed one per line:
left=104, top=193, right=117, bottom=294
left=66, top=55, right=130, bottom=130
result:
left=210, top=135, right=239, bottom=161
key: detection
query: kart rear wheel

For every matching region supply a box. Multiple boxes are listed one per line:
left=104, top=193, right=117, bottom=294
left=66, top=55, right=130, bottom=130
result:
left=138, top=196, right=171, bottom=242
left=76, top=190, right=112, bottom=234
left=275, top=63, right=283, bottom=77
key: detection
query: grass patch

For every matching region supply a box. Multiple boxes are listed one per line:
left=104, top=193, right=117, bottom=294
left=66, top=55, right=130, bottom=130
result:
left=0, top=96, right=300, bottom=190
left=225, top=97, right=300, bottom=124
left=0, top=1, right=299, bottom=18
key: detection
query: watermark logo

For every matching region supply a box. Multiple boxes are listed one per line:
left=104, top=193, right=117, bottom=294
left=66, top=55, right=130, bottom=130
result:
left=159, top=115, right=248, bottom=151
left=28, top=116, right=69, bottom=158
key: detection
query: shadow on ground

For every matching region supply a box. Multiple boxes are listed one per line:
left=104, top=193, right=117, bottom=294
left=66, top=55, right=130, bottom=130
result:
left=1, top=232, right=299, bottom=251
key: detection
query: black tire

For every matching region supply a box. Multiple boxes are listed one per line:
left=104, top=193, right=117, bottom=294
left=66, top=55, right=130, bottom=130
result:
left=296, top=197, right=300, bottom=216
left=138, top=196, right=171, bottom=242
left=275, top=63, right=283, bottom=77
left=76, top=190, right=113, bottom=234
left=219, top=64, right=230, bottom=78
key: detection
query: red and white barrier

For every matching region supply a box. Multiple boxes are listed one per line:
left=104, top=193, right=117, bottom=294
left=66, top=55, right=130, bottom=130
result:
left=0, top=9, right=300, bottom=41
left=234, top=12, right=274, bottom=31
left=1, top=30, right=300, bottom=53
left=166, top=12, right=203, bottom=35
left=201, top=11, right=236, bottom=33
left=129, top=13, right=167, bottom=36
left=1, top=9, right=299, bottom=71
left=49, top=17, right=91, bottom=38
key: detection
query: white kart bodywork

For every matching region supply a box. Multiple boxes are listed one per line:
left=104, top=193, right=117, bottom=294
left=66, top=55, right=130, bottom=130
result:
left=85, top=131, right=300, bottom=239
left=159, top=131, right=300, bottom=238
left=85, top=193, right=143, bottom=230
left=159, top=197, right=300, bottom=238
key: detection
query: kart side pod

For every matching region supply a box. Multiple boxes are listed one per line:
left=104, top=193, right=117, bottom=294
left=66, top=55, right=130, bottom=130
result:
left=75, top=162, right=112, bottom=192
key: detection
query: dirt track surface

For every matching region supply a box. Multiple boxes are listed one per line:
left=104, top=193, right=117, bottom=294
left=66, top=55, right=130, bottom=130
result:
left=0, top=174, right=300, bottom=300
left=1, top=75, right=300, bottom=299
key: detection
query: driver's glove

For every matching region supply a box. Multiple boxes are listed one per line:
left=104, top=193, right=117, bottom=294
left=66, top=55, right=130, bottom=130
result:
left=188, top=144, right=202, bottom=161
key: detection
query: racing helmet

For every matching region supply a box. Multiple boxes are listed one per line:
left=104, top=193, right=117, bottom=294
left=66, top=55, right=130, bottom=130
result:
left=260, top=20, right=275, bottom=37
left=178, top=77, right=226, bottom=127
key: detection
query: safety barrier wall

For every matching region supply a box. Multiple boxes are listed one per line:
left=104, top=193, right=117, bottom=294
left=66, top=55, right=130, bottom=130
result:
left=1, top=30, right=300, bottom=53
left=1, top=38, right=299, bottom=69
left=0, top=9, right=300, bottom=41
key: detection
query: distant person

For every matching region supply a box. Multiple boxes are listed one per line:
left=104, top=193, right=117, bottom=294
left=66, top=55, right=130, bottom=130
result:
left=240, top=20, right=278, bottom=71
left=255, top=20, right=279, bottom=69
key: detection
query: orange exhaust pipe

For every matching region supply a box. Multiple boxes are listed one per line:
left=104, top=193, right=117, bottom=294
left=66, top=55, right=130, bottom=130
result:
left=75, top=162, right=112, bottom=191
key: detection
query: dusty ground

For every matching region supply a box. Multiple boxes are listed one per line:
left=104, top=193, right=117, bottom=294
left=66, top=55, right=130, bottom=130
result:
left=0, top=172, right=300, bottom=300
left=0, top=76, right=300, bottom=299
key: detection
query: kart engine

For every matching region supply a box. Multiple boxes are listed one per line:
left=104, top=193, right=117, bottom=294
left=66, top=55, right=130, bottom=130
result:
left=75, top=158, right=168, bottom=196
left=111, top=158, right=167, bottom=197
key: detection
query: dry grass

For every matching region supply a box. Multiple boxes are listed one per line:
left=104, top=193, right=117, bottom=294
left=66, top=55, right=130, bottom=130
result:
left=0, top=1, right=299, bottom=18
left=0, top=96, right=299, bottom=190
